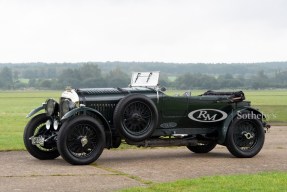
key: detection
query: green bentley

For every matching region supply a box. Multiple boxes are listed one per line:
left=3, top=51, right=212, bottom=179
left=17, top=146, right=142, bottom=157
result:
left=24, top=72, right=270, bottom=165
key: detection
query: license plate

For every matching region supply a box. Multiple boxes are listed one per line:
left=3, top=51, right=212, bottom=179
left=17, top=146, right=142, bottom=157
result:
left=30, top=136, right=45, bottom=146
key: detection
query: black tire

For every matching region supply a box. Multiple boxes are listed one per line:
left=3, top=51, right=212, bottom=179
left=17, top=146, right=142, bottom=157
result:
left=111, top=136, right=122, bottom=148
left=57, top=116, right=105, bottom=165
left=187, top=142, right=217, bottom=153
left=226, top=117, right=265, bottom=158
left=23, top=113, right=60, bottom=160
left=113, top=94, right=158, bottom=142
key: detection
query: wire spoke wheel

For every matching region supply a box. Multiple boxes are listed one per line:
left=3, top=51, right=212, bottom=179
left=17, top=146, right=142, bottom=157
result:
left=122, top=101, right=152, bottom=136
left=57, top=116, right=105, bottom=165
left=23, top=113, right=60, bottom=160
left=67, top=123, right=98, bottom=158
left=113, top=94, right=158, bottom=142
left=226, top=116, right=265, bottom=158
left=233, top=121, right=258, bottom=151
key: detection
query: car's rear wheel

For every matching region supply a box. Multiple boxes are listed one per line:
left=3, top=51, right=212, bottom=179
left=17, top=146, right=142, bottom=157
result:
left=187, top=142, right=217, bottom=153
left=226, top=117, right=265, bottom=158
left=57, top=116, right=105, bottom=165
left=113, top=94, right=158, bottom=142
left=23, top=113, right=59, bottom=160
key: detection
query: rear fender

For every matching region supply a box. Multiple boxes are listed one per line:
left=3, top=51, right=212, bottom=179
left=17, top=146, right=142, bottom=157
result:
left=61, top=107, right=112, bottom=148
left=218, top=107, right=264, bottom=145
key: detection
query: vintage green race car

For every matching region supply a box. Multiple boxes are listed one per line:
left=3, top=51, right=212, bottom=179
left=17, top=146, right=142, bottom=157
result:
left=24, top=72, right=270, bottom=165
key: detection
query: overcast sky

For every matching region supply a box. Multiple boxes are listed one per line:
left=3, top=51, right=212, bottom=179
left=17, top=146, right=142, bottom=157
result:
left=0, top=0, right=286, bottom=63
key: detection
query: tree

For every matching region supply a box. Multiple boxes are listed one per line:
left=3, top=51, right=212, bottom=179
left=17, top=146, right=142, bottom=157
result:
left=40, top=79, right=52, bottom=89
left=57, top=68, right=81, bottom=88
left=28, top=79, right=37, bottom=87
left=79, top=64, right=102, bottom=80
left=57, top=64, right=105, bottom=88
left=159, top=73, right=170, bottom=87
left=106, top=67, right=129, bottom=87
left=251, top=70, right=269, bottom=89
left=174, top=73, right=219, bottom=89
left=217, top=74, right=243, bottom=88
left=13, top=71, right=19, bottom=81
left=274, top=71, right=287, bottom=85
left=0, top=67, right=13, bottom=89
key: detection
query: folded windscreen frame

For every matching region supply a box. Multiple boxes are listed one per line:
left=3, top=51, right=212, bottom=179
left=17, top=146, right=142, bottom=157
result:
left=130, top=72, right=160, bottom=87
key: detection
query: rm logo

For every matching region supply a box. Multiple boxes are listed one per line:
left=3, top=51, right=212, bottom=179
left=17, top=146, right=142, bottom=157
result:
left=188, top=109, right=228, bottom=122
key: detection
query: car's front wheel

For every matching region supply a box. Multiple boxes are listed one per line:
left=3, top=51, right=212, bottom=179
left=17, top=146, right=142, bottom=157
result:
left=187, top=142, right=217, bottom=153
left=57, top=116, right=105, bottom=165
left=226, top=117, right=265, bottom=158
left=23, top=113, right=60, bottom=160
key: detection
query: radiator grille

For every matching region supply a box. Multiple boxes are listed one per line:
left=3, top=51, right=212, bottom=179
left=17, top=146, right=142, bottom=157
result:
left=89, top=103, right=117, bottom=122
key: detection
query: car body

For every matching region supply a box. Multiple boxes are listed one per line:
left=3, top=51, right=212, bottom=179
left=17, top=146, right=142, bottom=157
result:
left=24, top=72, right=270, bottom=165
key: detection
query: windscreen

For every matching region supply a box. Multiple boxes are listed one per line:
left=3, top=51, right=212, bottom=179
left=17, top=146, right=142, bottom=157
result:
left=130, top=72, right=160, bottom=87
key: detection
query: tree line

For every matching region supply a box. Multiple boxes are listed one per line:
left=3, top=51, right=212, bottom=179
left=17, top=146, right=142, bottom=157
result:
left=172, top=70, right=287, bottom=89
left=0, top=63, right=287, bottom=90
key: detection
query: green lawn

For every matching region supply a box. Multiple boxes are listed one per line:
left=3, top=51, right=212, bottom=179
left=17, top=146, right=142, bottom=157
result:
left=0, top=90, right=61, bottom=150
left=0, top=89, right=286, bottom=151
left=19, top=78, right=30, bottom=84
left=120, top=172, right=287, bottom=192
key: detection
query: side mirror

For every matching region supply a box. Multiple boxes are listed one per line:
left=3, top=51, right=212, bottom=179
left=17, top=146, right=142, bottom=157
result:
left=160, top=87, right=166, bottom=92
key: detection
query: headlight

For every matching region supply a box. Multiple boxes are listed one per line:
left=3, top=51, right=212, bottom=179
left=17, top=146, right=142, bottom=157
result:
left=62, top=99, right=70, bottom=115
left=46, top=120, right=51, bottom=130
left=45, top=99, right=58, bottom=116
left=61, top=99, right=76, bottom=116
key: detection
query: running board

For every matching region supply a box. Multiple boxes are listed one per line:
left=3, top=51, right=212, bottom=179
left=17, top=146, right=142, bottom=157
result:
left=126, top=138, right=198, bottom=147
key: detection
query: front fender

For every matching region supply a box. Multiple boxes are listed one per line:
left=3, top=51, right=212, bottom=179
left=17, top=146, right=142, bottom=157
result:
left=217, top=107, right=264, bottom=145
left=61, top=106, right=111, bottom=132
left=26, top=103, right=46, bottom=118
left=61, top=106, right=112, bottom=147
left=61, top=107, right=108, bottom=123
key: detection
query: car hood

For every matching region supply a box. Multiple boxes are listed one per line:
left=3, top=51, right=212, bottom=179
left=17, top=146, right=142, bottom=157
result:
left=75, top=87, right=157, bottom=97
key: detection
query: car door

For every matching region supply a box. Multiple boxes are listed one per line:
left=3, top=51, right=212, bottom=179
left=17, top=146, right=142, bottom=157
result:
left=186, top=96, right=234, bottom=128
left=161, top=96, right=189, bottom=117
left=160, top=96, right=189, bottom=128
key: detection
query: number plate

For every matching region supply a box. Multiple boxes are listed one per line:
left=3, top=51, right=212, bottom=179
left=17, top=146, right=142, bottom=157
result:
left=30, top=136, right=45, bottom=146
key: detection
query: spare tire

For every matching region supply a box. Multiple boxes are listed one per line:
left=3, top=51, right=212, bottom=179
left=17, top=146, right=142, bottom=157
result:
left=113, top=94, right=158, bottom=142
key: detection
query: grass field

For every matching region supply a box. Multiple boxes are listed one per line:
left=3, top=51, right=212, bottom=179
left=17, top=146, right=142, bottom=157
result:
left=120, top=172, right=287, bottom=192
left=0, top=89, right=286, bottom=151
left=0, top=90, right=61, bottom=150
